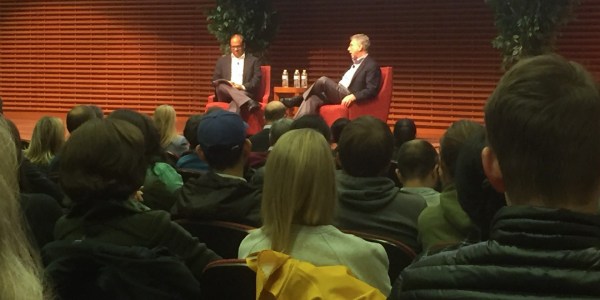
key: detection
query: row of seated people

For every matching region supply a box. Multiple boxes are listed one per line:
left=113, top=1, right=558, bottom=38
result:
left=4, top=54, right=600, bottom=299
left=6, top=109, right=498, bottom=299
left=0, top=105, right=518, bottom=298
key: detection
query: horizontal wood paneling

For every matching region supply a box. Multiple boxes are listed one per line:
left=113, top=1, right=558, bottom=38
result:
left=0, top=0, right=220, bottom=115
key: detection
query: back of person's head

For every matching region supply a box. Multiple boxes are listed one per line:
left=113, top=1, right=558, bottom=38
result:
left=264, top=101, right=286, bottom=123
left=338, top=116, right=393, bottom=177
left=66, top=105, right=98, bottom=133
left=262, top=129, right=336, bottom=252
left=330, top=118, right=350, bottom=144
left=153, top=104, right=177, bottom=149
left=183, top=114, right=203, bottom=150
left=196, top=109, right=247, bottom=171
left=290, top=114, right=331, bottom=142
left=0, top=118, right=45, bottom=299
left=269, top=118, right=293, bottom=146
left=24, top=116, right=65, bottom=165
left=455, top=130, right=506, bottom=240
left=396, top=139, right=438, bottom=182
left=88, top=105, right=104, bottom=119
left=109, top=109, right=163, bottom=163
left=439, top=119, right=484, bottom=183
left=393, top=118, right=417, bottom=147
left=60, top=118, right=147, bottom=205
left=485, top=54, right=600, bottom=210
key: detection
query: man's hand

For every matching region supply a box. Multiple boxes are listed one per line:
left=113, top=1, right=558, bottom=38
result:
left=230, top=81, right=245, bottom=90
left=341, top=94, right=356, bottom=107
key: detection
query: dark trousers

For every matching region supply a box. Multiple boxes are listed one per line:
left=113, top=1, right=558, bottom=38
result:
left=295, top=76, right=350, bottom=119
left=215, top=83, right=253, bottom=113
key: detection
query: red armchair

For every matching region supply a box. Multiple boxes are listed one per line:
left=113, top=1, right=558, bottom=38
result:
left=319, top=66, right=392, bottom=127
left=206, top=65, right=271, bottom=135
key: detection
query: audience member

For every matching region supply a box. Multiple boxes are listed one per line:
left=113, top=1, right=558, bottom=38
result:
left=247, top=117, right=294, bottom=184
left=239, top=129, right=391, bottom=295
left=417, top=119, right=484, bottom=251
left=212, top=34, right=262, bottom=113
left=334, top=116, right=427, bottom=252
left=392, top=118, right=417, bottom=160
left=153, top=104, right=189, bottom=156
left=88, top=104, right=104, bottom=119
left=3, top=117, right=65, bottom=205
left=290, top=114, right=331, bottom=142
left=172, top=109, right=261, bottom=226
left=281, top=34, right=381, bottom=119
left=392, top=54, right=600, bottom=298
left=330, top=117, right=350, bottom=145
left=269, top=117, right=293, bottom=147
left=66, top=105, right=99, bottom=134
left=176, top=114, right=210, bottom=172
left=454, top=130, right=506, bottom=241
left=330, top=117, right=350, bottom=168
left=250, top=101, right=286, bottom=152
left=109, top=109, right=183, bottom=211
left=2, top=117, right=63, bottom=248
left=0, top=118, right=48, bottom=299
left=396, top=139, right=440, bottom=207
left=53, top=118, right=219, bottom=281
left=24, top=116, right=65, bottom=173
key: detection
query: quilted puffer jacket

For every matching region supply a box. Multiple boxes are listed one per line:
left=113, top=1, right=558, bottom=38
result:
left=390, top=205, right=600, bottom=300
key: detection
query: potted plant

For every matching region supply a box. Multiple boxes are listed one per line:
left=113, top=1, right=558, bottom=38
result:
left=206, top=0, right=279, bottom=59
left=486, top=0, right=580, bottom=70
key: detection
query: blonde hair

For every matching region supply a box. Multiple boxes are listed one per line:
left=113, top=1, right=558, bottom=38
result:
left=261, top=129, right=337, bottom=252
left=153, top=104, right=178, bottom=149
left=24, top=116, right=65, bottom=166
left=0, top=118, right=47, bottom=299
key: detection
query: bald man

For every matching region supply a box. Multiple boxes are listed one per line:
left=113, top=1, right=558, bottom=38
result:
left=250, top=101, right=286, bottom=152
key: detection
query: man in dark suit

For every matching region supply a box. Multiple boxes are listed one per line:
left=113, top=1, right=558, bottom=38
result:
left=281, top=34, right=381, bottom=119
left=212, top=34, right=262, bottom=113
left=250, top=100, right=286, bottom=152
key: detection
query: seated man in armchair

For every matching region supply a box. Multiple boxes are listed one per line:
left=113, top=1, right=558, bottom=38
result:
left=281, top=34, right=381, bottom=119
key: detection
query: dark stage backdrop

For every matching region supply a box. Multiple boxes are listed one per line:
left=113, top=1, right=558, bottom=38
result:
left=1, top=0, right=598, bottom=137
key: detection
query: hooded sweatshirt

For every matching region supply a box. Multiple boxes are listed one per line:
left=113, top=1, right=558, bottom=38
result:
left=334, top=170, right=427, bottom=252
left=173, top=171, right=262, bottom=227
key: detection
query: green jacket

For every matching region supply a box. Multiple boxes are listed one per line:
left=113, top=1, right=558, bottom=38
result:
left=417, top=184, right=474, bottom=251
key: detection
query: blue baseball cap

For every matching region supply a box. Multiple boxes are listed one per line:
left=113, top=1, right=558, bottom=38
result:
left=197, top=109, right=247, bottom=151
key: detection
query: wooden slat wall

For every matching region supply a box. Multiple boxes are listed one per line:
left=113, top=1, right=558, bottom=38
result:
left=0, top=0, right=220, bottom=115
left=1, top=0, right=599, bottom=140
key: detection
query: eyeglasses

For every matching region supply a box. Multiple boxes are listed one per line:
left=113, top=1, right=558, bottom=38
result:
left=230, top=45, right=243, bottom=49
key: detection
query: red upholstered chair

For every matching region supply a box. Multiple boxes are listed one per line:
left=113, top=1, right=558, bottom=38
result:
left=205, top=65, right=271, bottom=135
left=319, top=66, right=393, bottom=127
left=174, top=219, right=255, bottom=258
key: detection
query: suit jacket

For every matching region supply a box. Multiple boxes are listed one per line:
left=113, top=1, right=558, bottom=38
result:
left=212, top=53, right=262, bottom=99
left=346, top=55, right=381, bottom=102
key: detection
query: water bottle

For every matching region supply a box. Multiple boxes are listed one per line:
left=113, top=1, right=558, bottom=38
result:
left=293, top=69, right=300, bottom=88
left=301, top=69, right=308, bottom=88
left=282, top=69, right=289, bottom=87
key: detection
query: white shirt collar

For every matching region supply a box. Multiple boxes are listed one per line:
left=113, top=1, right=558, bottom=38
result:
left=231, top=53, right=246, bottom=60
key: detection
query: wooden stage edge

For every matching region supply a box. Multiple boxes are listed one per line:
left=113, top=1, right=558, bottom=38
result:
left=4, top=110, right=444, bottom=147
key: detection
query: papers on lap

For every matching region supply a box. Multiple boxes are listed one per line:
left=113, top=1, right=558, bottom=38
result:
left=212, top=79, right=232, bottom=87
